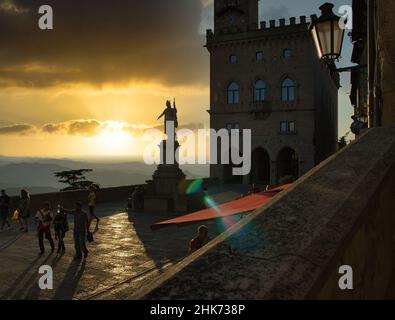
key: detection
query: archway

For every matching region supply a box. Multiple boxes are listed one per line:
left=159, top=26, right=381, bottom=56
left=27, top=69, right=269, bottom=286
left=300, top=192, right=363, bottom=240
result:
left=250, top=148, right=270, bottom=186
left=223, top=148, right=243, bottom=184
left=277, top=147, right=299, bottom=184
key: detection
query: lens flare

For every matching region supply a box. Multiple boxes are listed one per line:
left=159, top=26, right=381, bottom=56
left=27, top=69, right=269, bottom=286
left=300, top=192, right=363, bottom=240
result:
left=203, top=194, right=239, bottom=232
left=186, top=178, right=204, bottom=194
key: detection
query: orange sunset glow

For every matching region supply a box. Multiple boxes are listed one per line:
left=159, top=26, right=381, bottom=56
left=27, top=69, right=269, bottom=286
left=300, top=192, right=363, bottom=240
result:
left=0, top=0, right=211, bottom=158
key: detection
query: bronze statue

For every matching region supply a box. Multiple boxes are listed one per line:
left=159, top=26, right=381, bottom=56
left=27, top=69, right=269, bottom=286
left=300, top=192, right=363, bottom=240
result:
left=157, top=99, right=178, bottom=133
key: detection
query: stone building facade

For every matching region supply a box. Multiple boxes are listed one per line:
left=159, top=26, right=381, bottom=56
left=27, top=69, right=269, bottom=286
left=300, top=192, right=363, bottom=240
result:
left=206, top=0, right=339, bottom=186
left=350, top=0, right=395, bottom=128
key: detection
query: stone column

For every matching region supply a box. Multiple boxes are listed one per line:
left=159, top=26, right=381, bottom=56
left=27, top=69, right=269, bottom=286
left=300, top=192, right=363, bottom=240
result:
left=242, top=174, right=250, bottom=185
left=270, top=161, right=277, bottom=187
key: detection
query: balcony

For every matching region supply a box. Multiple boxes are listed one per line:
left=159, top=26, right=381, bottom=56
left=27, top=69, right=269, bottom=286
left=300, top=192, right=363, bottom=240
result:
left=250, top=101, right=272, bottom=120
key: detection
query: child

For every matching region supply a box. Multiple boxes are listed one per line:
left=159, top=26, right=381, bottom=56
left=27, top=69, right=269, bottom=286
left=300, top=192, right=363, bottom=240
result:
left=53, top=205, right=68, bottom=254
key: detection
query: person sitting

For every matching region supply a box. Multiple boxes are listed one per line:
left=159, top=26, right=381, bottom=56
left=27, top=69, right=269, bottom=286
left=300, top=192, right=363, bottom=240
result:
left=131, top=186, right=145, bottom=211
left=189, top=225, right=209, bottom=254
left=350, top=115, right=368, bottom=136
left=137, top=187, right=145, bottom=210
left=249, top=183, right=261, bottom=194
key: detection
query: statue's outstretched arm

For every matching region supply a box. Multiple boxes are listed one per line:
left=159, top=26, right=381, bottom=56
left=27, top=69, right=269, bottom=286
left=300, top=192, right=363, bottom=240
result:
left=173, top=99, right=177, bottom=112
left=157, top=111, right=165, bottom=120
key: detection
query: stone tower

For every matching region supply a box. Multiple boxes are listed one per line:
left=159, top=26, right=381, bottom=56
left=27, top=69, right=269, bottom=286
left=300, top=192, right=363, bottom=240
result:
left=206, top=4, right=339, bottom=186
left=214, top=0, right=259, bottom=33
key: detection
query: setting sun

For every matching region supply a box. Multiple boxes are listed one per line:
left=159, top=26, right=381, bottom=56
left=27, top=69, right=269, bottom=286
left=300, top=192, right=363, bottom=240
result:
left=93, top=121, right=135, bottom=156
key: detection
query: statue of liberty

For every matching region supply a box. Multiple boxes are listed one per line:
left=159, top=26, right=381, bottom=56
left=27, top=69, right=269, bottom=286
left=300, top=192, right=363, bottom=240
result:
left=157, top=99, right=178, bottom=134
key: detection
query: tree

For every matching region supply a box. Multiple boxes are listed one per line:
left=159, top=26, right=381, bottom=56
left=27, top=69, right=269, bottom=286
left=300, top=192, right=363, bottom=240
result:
left=54, top=169, right=96, bottom=191
left=338, top=133, right=350, bottom=150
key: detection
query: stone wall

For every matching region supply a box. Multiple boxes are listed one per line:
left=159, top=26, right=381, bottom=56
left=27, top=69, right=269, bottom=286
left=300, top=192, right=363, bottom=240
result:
left=377, top=0, right=395, bottom=126
left=134, top=127, right=395, bottom=299
left=8, top=177, right=218, bottom=216
left=8, top=185, right=140, bottom=214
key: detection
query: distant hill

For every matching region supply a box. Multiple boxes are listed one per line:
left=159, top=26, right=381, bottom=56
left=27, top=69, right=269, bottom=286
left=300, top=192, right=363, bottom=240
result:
left=0, top=157, right=209, bottom=195
left=5, top=186, right=60, bottom=197
left=0, top=162, right=67, bottom=190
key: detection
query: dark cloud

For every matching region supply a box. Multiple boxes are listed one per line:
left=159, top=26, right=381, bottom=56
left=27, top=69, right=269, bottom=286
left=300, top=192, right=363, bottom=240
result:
left=67, top=120, right=101, bottom=136
left=42, top=120, right=101, bottom=136
left=0, top=120, right=207, bottom=136
left=0, top=0, right=208, bottom=88
left=260, top=4, right=291, bottom=21
left=41, top=123, right=67, bottom=134
left=0, top=124, right=35, bottom=135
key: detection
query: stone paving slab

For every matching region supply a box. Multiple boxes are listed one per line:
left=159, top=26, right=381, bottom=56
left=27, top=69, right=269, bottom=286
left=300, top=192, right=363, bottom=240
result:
left=0, top=202, right=225, bottom=300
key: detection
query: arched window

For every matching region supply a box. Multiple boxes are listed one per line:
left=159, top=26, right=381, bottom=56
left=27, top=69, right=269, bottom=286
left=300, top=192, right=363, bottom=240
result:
left=254, top=80, right=266, bottom=102
left=281, top=78, right=295, bottom=102
left=227, top=82, right=240, bottom=104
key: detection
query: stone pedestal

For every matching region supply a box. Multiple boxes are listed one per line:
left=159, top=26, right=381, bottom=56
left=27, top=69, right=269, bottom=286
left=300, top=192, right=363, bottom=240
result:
left=144, top=138, right=186, bottom=213
left=144, top=195, right=172, bottom=212
left=152, top=164, right=185, bottom=196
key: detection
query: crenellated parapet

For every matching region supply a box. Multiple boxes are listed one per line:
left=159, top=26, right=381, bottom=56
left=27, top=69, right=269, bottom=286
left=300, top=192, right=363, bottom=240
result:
left=259, top=15, right=316, bottom=29
left=208, top=15, right=319, bottom=37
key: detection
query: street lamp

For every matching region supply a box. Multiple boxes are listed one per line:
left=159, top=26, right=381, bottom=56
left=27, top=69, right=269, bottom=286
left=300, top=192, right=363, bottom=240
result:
left=309, top=3, right=345, bottom=61
left=310, top=2, right=372, bottom=131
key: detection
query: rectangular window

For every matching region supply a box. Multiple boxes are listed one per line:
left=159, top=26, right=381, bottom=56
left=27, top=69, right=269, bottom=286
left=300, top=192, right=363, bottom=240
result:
left=283, top=48, right=292, bottom=59
left=256, top=51, right=264, bottom=61
left=280, top=121, right=288, bottom=133
left=229, top=54, right=237, bottom=64
left=280, top=121, right=296, bottom=133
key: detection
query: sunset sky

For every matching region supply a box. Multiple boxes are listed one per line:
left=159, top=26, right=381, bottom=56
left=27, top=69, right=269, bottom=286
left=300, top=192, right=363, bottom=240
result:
left=0, top=0, right=353, bottom=158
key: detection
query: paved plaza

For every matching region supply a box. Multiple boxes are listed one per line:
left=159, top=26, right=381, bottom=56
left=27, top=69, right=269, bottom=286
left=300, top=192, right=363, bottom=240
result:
left=0, top=187, right=247, bottom=300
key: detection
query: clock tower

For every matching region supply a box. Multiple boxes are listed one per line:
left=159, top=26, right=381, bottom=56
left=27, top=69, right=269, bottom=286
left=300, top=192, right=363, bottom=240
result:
left=214, top=0, right=259, bottom=33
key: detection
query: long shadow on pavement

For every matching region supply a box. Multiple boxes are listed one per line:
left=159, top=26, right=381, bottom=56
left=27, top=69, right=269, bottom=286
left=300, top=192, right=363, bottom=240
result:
left=2, top=253, right=53, bottom=299
left=24, top=254, right=64, bottom=299
left=53, top=259, right=86, bottom=300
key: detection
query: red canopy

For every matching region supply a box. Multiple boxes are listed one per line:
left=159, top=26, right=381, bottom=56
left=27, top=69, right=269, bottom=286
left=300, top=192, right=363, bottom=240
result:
left=151, top=184, right=291, bottom=230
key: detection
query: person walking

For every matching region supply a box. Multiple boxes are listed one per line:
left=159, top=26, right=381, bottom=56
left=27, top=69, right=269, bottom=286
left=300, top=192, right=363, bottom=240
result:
left=35, top=202, right=55, bottom=255
left=0, top=190, right=11, bottom=231
left=53, top=205, right=68, bottom=254
left=87, top=185, right=100, bottom=230
left=62, top=202, right=89, bottom=260
left=19, top=189, right=30, bottom=233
